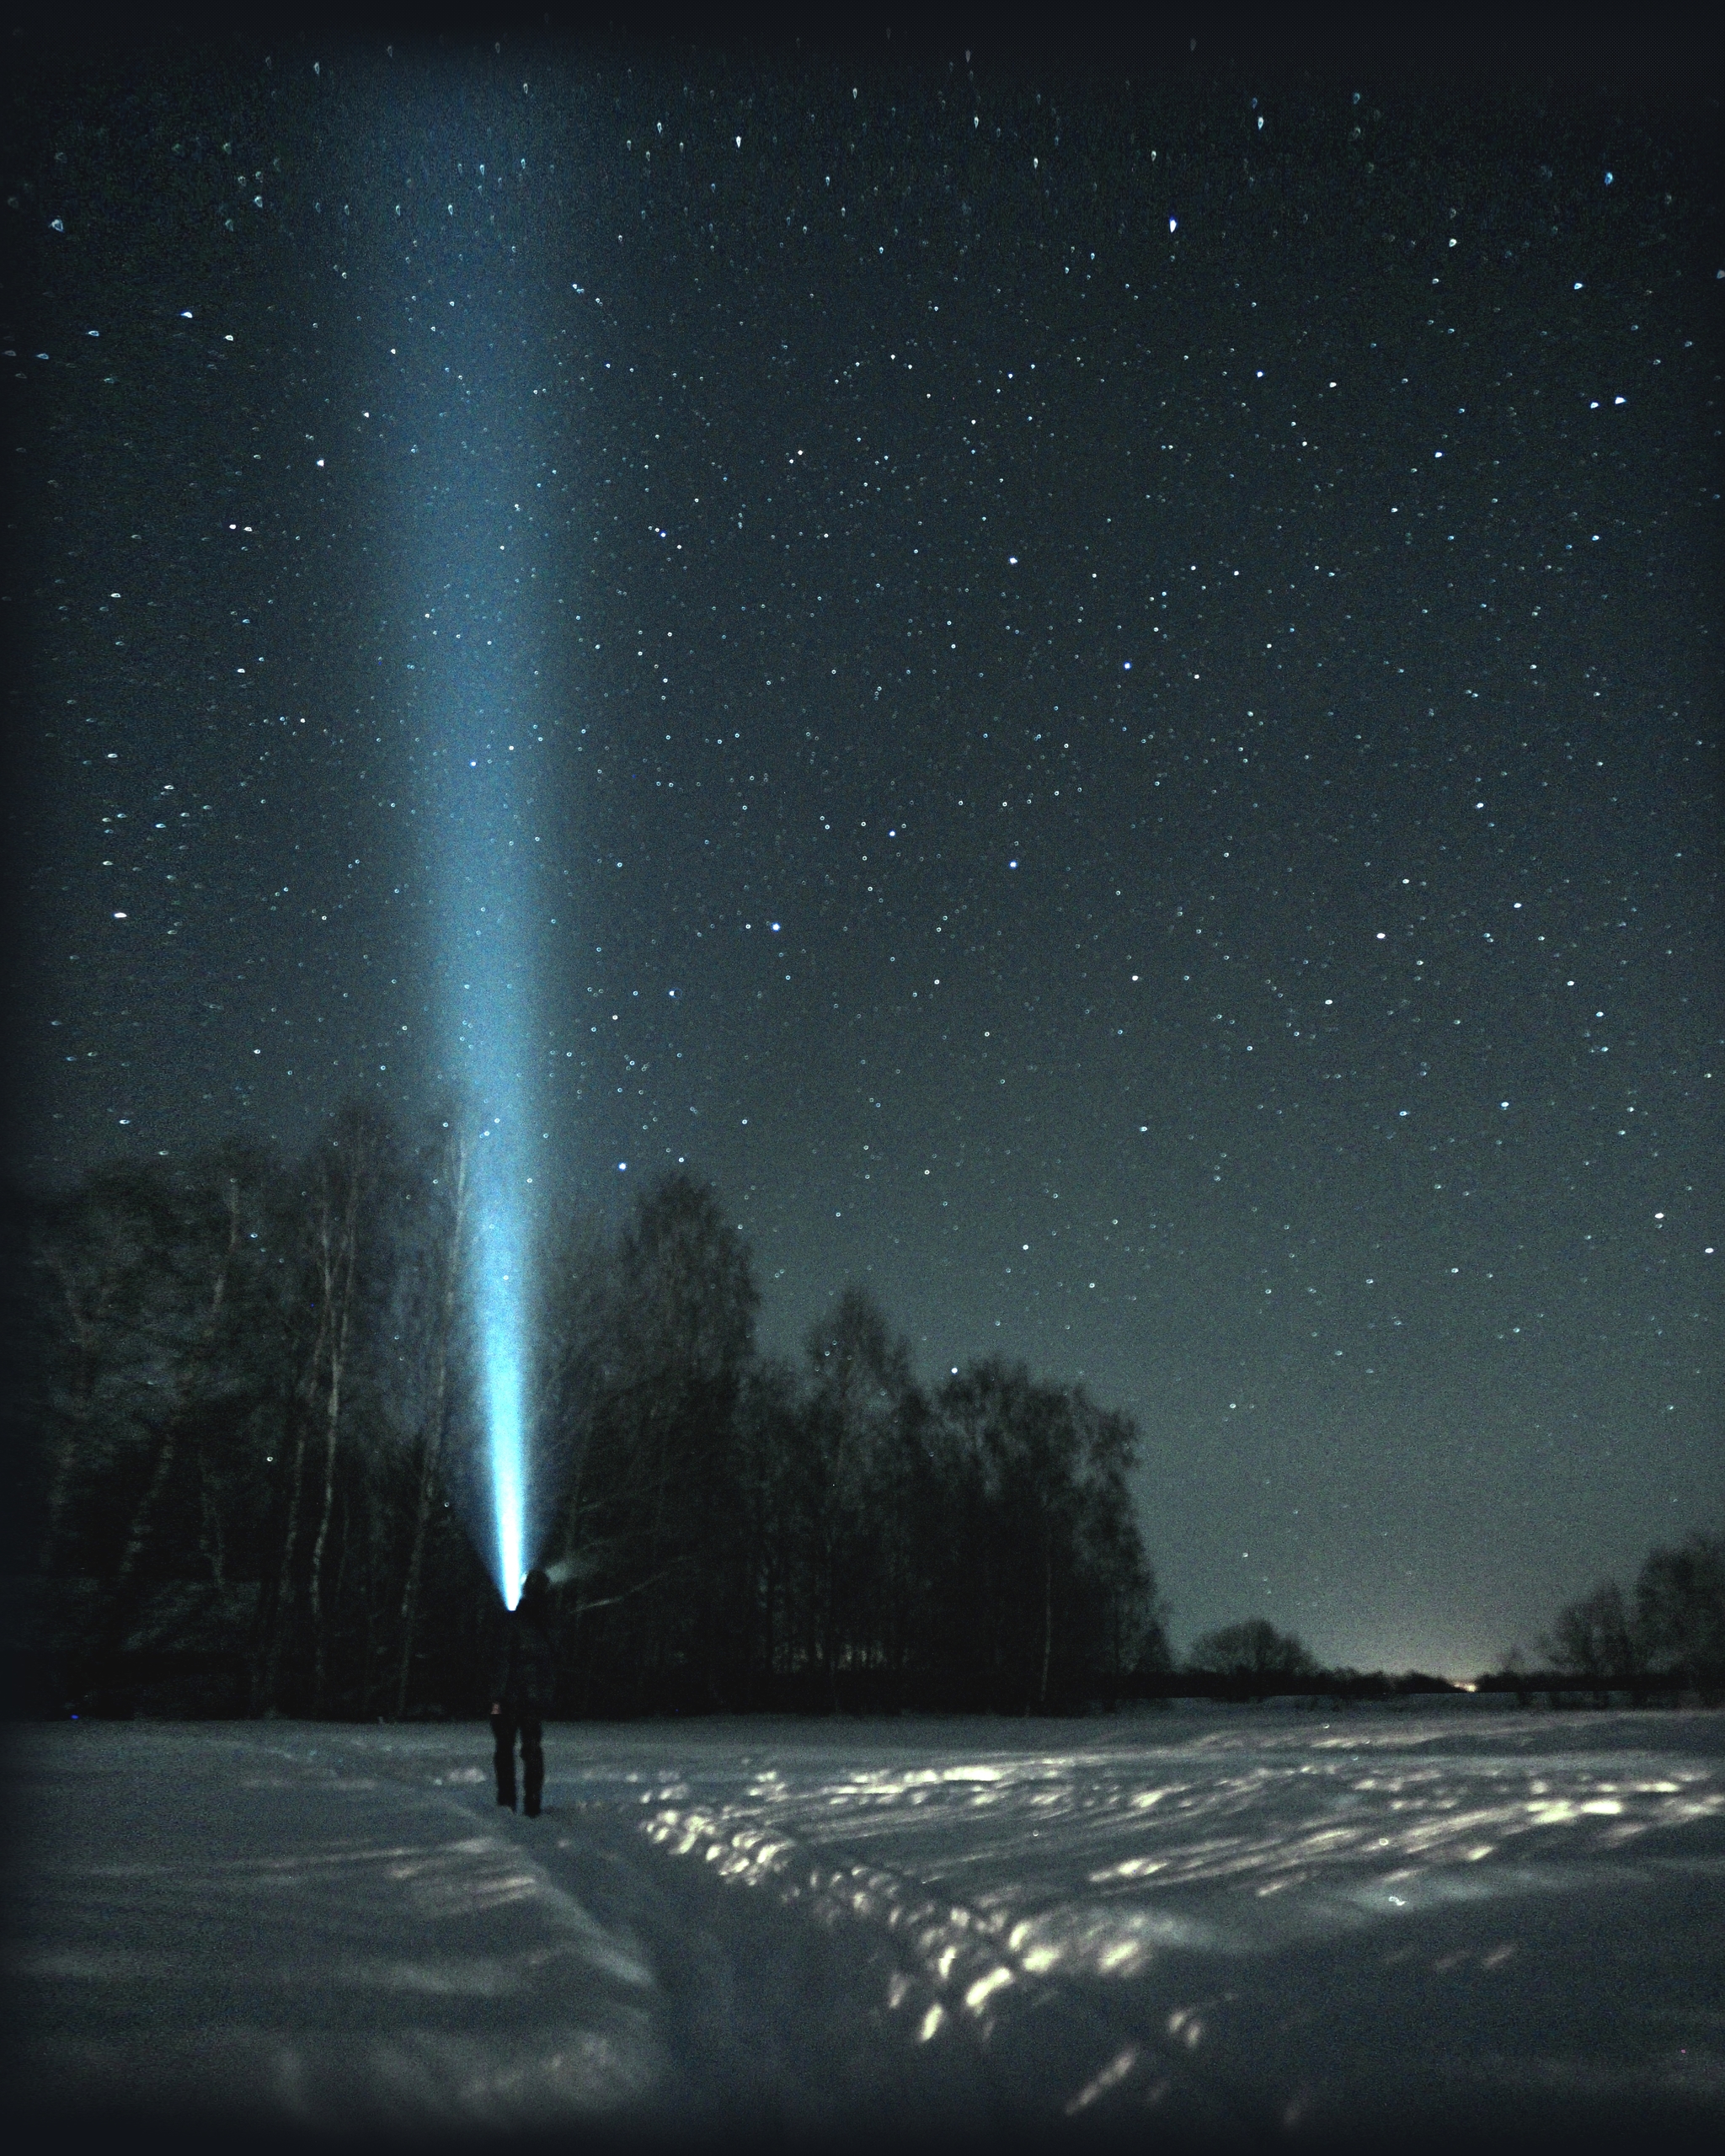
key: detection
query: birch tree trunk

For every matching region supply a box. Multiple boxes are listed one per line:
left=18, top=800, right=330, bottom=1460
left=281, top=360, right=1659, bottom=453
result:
left=36, top=1250, right=109, bottom=1579
left=261, top=1156, right=339, bottom=1710
left=1039, top=1518, right=1054, bottom=1710
left=198, top=1450, right=227, bottom=1589
left=99, top=1181, right=241, bottom=1677
left=259, top=1384, right=317, bottom=1711
left=394, top=1131, right=470, bottom=1717
left=309, top=1138, right=368, bottom=1712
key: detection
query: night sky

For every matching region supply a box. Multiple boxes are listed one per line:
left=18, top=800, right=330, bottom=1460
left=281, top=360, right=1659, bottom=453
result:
left=9, top=18, right=1721, bottom=1676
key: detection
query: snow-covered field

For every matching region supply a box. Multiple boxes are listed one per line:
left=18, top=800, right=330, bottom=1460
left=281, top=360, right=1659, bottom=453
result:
left=7, top=1704, right=1724, bottom=2149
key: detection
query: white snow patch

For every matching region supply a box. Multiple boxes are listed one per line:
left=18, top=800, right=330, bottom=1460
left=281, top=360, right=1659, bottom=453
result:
left=8, top=1705, right=1724, bottom=2142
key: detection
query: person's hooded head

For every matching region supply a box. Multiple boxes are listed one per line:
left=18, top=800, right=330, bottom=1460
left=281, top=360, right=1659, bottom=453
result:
left=519, top=1567, right=552, bottom=1626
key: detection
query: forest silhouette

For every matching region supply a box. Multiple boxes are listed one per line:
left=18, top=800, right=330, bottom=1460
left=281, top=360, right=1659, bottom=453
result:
left=6, top=1102, right=1162, bottom=1718
left=6, top=1099, right=1720, bottom=1720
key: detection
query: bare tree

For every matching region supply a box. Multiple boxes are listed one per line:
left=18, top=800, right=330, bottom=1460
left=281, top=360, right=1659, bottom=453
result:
left=798, top=1284, right=915, bottom=1704
left=554, top=1171, right=758, bottom=1709
left=530, top=1204, right=613, bottom=1609
left=393, top=1122, right=472, bottom=1717
left=29, top=1168, right=167, bottom=1581
left=305, top=1105, right=395, bottom=1710
left=1633, top=1532, right=1725, bottom=1690
left=938, top=1361, right=1087, bottom=1710
left=1071, top=1392, right=1168, bottom=1693
left=257, top=1102, right=395, bottom=1711
left=1186, top=1618, right=1320, bottom=1698
left=21, top=1150, right=289, bottom=1707
left=1541, top=1579, right=1641, bottom=1694
left=102, top=1171, right=244, bottom=1622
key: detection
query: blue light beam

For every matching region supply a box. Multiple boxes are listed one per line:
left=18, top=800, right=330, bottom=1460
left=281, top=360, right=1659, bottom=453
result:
left=451, top=768, right=541, bottom=1612
left=446, top=728, right=545, bottom=1612
left=477, top=1191, right=528, bottom=1609
left=380, top=109, right=567, bottom=1609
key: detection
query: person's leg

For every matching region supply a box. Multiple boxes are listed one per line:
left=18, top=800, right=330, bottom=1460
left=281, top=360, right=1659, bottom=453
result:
left=490, top=1706, right=518, bottom=1809
left=521, top=1716, right=544, bottom=1817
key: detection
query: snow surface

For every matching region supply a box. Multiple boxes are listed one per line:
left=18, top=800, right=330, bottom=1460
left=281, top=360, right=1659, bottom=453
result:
left=6, top=1703, right=1724, bottom=2149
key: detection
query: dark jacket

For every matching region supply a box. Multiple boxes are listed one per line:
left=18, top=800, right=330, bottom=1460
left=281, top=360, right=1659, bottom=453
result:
left=492, top=1610, right=557, bottom=1713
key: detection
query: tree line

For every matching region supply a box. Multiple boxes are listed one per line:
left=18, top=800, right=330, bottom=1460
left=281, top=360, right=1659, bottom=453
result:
left=3, top=1101, right=1172, bottom=1719
left=9, top=1100, right=1719, bottom=1721
left=1169, top=1545, right=1725, bottom=1707
left=1525, top=1534, right=1725, bottom=1703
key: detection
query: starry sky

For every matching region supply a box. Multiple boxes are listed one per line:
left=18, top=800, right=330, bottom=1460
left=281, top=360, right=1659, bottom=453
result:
left=9, top=17, right=1721, bottom=1676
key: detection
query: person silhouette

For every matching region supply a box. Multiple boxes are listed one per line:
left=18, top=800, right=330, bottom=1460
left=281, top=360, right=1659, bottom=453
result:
left=489, top=1566, right=554, bottom=1816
